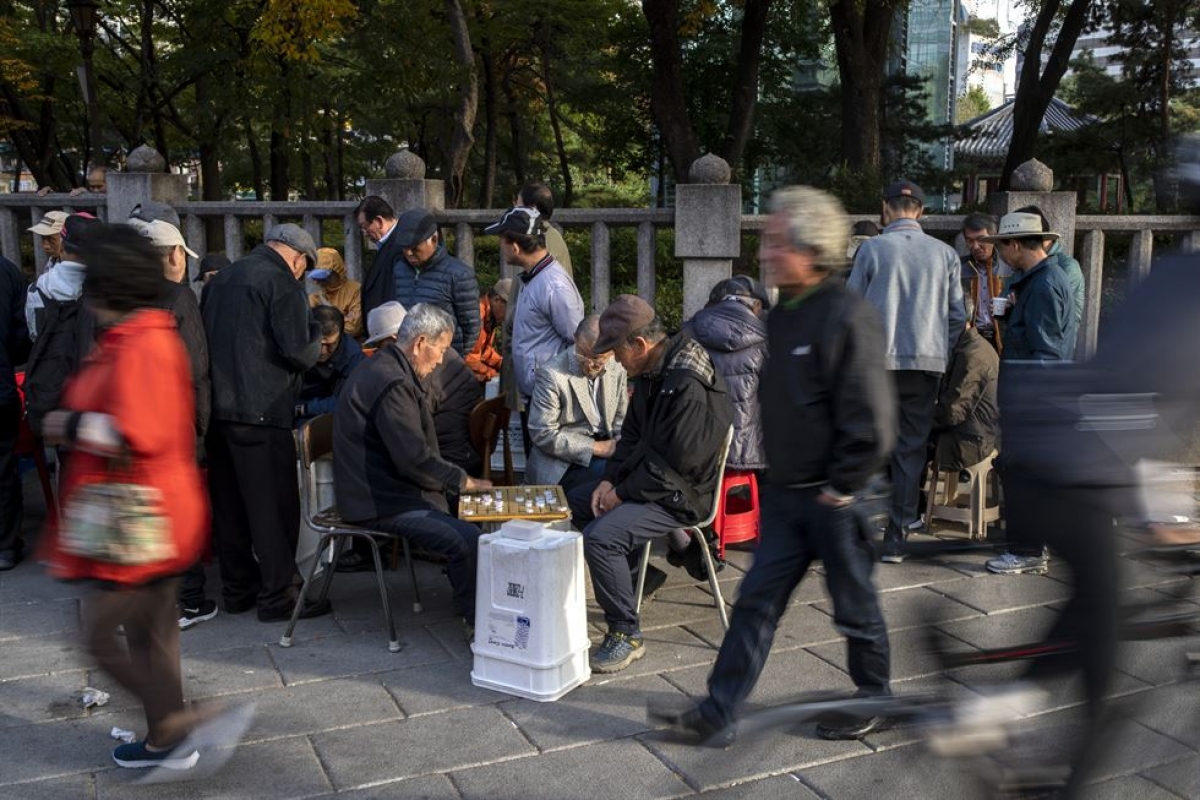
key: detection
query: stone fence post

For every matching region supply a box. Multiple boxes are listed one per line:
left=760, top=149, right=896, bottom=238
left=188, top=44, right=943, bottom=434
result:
left=675, top=155, right=741, bottom=321
left=987, top=158, right=1087, bottom=357
left=363, top=151, right=445, bottom=283
left=107, top=145, right=191, bottom=271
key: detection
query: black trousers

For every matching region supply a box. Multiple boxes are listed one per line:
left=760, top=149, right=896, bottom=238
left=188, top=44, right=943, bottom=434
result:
left=886, top=371, right=941, bottom=539
left=206, top=421, right=301, bottom=614
left=0, top=401, right=22, bottom=554
left=699, top=486, right=891, bottom=728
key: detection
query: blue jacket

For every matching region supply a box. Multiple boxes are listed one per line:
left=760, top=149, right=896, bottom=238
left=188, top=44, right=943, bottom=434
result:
left=1002, top=257, right=1074, bottom=361
left=299, top=333, right=366, bottom=417
left=847, top=218, right=965, bottom=373
left=1047, top=241, right=1083, bottom=354
left=392, top=244, right=480, bottom=356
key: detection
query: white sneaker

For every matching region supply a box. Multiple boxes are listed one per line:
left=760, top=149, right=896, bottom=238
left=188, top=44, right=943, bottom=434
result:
left=926, top=683, right=1046, bottom=757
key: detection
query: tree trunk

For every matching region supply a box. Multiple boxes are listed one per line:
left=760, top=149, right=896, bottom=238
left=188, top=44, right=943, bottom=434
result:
left=538, top=33, right=573, bottom=208
left=1001, top=0, right=1094, bottom=188
left=442, top=0, right=479, bottom=207
left=502, top=65, right=525, bottom=185
left=245, top=119, right=263, bottom=201
left=322, top=104, right=338, bottom=201
left=717, top=0, right=774, bottom=177
left=829, top=0, right=896, bottom=171
left=478, top=44, right=498, bottom=208
left=642, top=0, right=700, bottom=183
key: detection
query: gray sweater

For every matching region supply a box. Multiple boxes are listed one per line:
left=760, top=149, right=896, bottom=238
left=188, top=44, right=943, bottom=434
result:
left=847, top=218, right=966, bottom=373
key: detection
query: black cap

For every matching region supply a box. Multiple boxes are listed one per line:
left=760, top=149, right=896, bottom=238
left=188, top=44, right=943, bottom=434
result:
left=883, top=180, right=925, bottom=205
left=394, top=209, right=438, bottom=248
left=708, top=275, right=770, bottom=311
left=195, top=253, right=231, bottom=282
left=484, top=207, right=543, bottom=237
left=129, top=200, right=181, bottom=229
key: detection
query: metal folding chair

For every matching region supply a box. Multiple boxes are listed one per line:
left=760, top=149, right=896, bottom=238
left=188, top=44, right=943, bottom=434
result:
left=633, top=426, right=735, bottom=631
left=280, top=414, right=422, bottom=653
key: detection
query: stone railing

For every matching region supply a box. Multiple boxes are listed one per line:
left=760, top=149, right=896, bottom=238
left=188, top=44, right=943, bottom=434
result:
left=4, top=148, right=1198, bottom=354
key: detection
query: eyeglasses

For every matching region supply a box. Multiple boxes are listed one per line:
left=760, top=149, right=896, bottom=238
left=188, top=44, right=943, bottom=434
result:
left=575, top=350, right=610, bottom=367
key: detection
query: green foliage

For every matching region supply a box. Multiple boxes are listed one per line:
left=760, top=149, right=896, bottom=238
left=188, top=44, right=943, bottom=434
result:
left=956, top=85, right=991, bottom=125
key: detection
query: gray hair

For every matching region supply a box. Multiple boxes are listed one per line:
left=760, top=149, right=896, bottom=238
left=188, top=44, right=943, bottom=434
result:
left=395, top=303, right=455, bottom=347
left=768, top=186, right=851, bottom=272
left=962, top=212, right=997, bottom=235
left=574, top=314, right=601, bottom=344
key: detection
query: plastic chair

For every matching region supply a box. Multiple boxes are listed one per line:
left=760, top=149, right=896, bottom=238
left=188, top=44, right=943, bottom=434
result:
left=713, top=469, right=760, bottom=558
left=468, top=396, right=514, bottom=485
left=280, top=414, right=423, bottom=653
left=924, top=450, right=1001, bottom=540
left=633, top=426, right=735, bottom=632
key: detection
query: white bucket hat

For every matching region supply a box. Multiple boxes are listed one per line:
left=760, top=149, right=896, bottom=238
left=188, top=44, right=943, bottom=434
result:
left=364, top=301, right=407, bottom=345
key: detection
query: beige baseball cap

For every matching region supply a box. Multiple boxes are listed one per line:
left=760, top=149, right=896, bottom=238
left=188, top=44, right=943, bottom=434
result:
left=28, top=210, right=69, bottom=236
left=130, top=218, right=199, bottom=258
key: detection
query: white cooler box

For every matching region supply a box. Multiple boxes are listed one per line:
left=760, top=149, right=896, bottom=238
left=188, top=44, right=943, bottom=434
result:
left=471, top=520, right=590, bottom=701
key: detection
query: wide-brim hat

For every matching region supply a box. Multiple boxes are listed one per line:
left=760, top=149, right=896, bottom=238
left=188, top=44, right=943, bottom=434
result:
left=364, top=301, right=408, bottom=345
left=981, top=212, right=1059, bottom=243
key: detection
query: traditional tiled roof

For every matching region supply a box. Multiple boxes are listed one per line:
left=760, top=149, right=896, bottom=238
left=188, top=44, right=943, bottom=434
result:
left=956, top=97, right=1096, bottom=163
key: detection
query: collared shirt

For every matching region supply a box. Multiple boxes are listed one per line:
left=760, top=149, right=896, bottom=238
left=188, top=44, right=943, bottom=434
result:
left=377, top=219, right=395, bottom=245
left=587, top=375, right=604, bottom=436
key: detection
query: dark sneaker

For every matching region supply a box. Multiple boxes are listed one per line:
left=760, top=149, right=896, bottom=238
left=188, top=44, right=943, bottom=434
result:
left=816, top=714, right=892, bottom=740
left=112, top=739, right=200, bottom=770
left=179, top=599, right=218, bottom=631
left=0, top=548, right=20, bottom=571
left=641, top=565, right=669, bottom=601
left=589, top=631, right=645, bottom=674
left=880, top=538, right=906, bottom=564
left=648, top=702, right=736, bottom=748
left=986, top=552, right=1049, bottom=575
left=334, top=551, right=374, bottom=573
left=256, top=598, right=333, bottom=623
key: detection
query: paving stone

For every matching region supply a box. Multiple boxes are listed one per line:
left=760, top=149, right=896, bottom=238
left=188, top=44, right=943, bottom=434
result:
left=641, top=722, right=869, bottom=793
left=1116, top=637, right=1197, bottom=687
left=807, top=626, right=973, bottom=683
left=692, top=774, right=818, bottom=799
left=93, top=736, right=333, bottom=800
left=183, top=645, right=285, bottom=699
left=452, top=738, right=688, bottom=799
left=870, top=560, right=972, bottom=593
left=0, top=774, right=94, bottom=800
left=0, top=562, right=87, bottom=604
left=796, top=743, right=982, bottom=799
left=0, top=632, right=90, bottom=680
left=1124, top=680, right=1200, bottom=750
left=933, top=574, right=1073, bottom=615
left=0, top=717, right=115, bottom=785
left=815, top=586, right=981, bottom=632
left=0, top=670, right=89, bottom=728
left=179, top=607, right=344, bottom=655
left=685, top=602, right=841, bottom=652
left=1085, top=774, right=1182, bottom=800
left=661, top=647, right=866, bottom=712
left=1141, top=754, right=1200, bottom=798
left=236, top=678, right=403, bottom=742
left=0, top=598, right=79, bottom=640
left=381, top=661, right=505, bottom=717
left=311, top=707, right=536, bottom=789
left=935, top=605, right=1061, bottom=651
left=635, top=584, right=731, bottom=632
left=308, top=774, right=460, bottom=799
left=499, top=672, right=679, bottom=750
left=270, top=628, right=454, bottom=686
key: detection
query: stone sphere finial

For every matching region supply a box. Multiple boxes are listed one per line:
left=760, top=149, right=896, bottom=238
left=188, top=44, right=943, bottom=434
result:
left=688, top=153, right=731, bottom=184
left=384, top=150, right=426, bottom=180
left=125, top=145, right=167, bottom=173
left=1011, top=159, right=1054, bottom=192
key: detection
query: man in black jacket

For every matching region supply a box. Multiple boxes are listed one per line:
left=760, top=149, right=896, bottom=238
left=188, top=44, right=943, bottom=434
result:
left=333, top=304, right=490, bottom=625
left=391, top=208, right=479, bottom=356
left=202, top=223, right=323, bottom=623
left=653, top=186, right=896, bottom=743
left=357, top=196, right=406, bottom=320
left=569, top=294, right=733, bottom=674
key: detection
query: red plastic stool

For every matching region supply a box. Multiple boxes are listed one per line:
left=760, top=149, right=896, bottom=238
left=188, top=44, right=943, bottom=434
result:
left=714, top=470, right=760, bottom=558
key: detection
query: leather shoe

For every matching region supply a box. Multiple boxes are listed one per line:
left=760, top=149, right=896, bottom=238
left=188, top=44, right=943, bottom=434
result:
left=648, top=702, right=736, bottom=748
left=256, top=598, right=333, bottom=623
left=815, top=714, right=891, bottom=740
left=0, top=549, right=19, bottom=571
left=334, top=551, right=375, bottom=573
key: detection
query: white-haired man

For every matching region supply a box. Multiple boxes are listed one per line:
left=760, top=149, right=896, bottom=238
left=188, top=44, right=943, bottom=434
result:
left=333, top=304, right=492, bottom=628
left=654, top=186, right=896, bottom=743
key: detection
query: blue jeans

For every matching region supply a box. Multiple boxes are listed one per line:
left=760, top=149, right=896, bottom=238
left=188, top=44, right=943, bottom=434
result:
left=699, top=485, right=891, bottom=728
left=366, top=509, right=482, bottom=621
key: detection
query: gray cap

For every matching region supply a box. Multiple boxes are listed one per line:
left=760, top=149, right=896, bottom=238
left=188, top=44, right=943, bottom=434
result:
left=265, top=223, right=318, bottom=269
left=128, top=200, right=181, bottom=229
left=393, top=209, right=438, bottom=248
